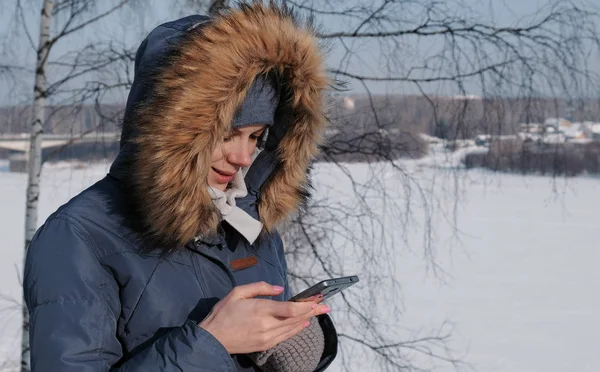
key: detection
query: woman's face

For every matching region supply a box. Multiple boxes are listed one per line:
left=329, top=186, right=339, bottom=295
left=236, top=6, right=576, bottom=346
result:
left=208, top=124, right=266, bottom=190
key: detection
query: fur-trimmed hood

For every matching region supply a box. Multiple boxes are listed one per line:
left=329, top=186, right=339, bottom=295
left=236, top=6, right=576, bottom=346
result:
left=109, top=2, right=330, bottom=249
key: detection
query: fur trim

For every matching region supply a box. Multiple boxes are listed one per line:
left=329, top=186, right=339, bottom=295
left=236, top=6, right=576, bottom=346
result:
left=131, top=2, right=329, bottom=248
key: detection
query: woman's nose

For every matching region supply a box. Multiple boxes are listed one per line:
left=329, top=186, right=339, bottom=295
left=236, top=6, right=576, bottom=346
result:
left=227, top=143, right=253, bottom=167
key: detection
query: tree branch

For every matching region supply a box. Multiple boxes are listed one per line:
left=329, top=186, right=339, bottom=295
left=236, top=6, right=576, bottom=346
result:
left=329, top=59, right=517, bottom=83
left=50, top=0, right=130, bottom=43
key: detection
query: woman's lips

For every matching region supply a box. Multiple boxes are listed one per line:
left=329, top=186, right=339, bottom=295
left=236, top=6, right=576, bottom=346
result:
left=212, top=167, right=236, bottom=183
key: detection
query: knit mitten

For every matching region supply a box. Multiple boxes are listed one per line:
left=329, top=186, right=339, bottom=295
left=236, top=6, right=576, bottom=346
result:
left=248, top=316, right=325, bottom=372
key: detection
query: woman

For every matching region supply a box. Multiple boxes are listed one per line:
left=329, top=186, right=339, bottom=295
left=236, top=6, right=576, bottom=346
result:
left=23, top=3, right=337, bottom=371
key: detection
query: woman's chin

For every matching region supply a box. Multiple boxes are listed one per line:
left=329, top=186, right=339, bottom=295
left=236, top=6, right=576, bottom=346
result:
left=209, top=182, right=228, bottom=191
left=208, top=175, right=228, bottom=191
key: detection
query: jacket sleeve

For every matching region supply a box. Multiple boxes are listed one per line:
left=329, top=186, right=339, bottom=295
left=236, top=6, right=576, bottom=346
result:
left=277, top=233, right=338, bottom=371
left=24, top=215, right=236, bottom=372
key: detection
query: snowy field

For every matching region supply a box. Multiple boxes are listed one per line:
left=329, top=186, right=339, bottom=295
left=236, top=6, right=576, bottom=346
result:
left=1, top=159, right=599, bottom=372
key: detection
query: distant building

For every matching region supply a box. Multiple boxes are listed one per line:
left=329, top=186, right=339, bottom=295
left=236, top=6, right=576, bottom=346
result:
left=519, top=123, right=542, bottom=134
left=544, top=117, right=571, bottom=130
left=343, top=96, right=355, bottom=111
left=562, top=122, right=585, bottom=139
left=591, top=123, right=600, bottom=141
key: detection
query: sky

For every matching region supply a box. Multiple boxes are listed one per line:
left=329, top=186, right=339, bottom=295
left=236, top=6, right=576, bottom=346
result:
left=0, top=0, right=599, bottom=107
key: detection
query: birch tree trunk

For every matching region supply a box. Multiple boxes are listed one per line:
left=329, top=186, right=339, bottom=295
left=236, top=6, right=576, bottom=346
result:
left=22, top=1, right=55, bottom=370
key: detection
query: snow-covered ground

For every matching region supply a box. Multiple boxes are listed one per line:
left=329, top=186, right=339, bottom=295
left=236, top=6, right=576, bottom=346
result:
left=1, top=158, right=598, bottom=372
left=311, top=161, right=599, bottom=372
left=414, top=142, right=485, bottom=169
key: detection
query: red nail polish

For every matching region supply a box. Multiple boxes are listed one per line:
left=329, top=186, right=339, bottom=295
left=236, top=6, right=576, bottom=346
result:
left=322, top=306, right=331, bottom=314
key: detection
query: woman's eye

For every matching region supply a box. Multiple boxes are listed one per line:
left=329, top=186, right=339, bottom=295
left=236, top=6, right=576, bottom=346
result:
left=250, top=132, right=265, bottom=141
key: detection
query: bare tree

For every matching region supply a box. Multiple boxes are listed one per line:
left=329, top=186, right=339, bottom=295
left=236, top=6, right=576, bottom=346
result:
left=274, top=1, right=600, bottom=370
left=6, top=1, right=141, bottom=370
left=25, top=0, right=53, bottom=264
left=20, top=2, right=54, bottom=370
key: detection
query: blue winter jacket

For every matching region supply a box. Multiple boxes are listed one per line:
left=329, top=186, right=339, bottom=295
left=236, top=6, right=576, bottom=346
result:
left=23, top=4, right=337, bottom=371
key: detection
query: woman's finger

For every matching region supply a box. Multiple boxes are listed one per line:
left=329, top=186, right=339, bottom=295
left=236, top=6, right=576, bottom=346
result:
left=268, top=304, right=330, bottom=332
left=267, top=300, right=314, bottom=318
left=268, top=319, right=312, bottom=348
left=230, top=281, right=285, bottom=300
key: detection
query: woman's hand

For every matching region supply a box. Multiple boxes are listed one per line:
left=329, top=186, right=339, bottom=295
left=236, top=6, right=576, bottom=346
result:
left=199, top=281, right=330, bottom=354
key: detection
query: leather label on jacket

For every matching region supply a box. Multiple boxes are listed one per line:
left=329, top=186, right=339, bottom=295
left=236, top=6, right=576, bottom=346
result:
left=230, top=256, right=258, bottom=270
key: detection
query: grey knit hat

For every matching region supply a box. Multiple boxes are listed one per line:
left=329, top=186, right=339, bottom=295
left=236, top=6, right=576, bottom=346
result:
left=232, top=75, right=280, bottom=128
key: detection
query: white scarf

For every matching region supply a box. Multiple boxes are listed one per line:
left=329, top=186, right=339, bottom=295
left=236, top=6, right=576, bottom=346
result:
left=208, top=170, right=264, bottom=245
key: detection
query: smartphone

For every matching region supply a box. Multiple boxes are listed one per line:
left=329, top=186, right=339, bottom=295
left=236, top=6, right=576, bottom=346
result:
left=289, top=275, right=359, bottom=303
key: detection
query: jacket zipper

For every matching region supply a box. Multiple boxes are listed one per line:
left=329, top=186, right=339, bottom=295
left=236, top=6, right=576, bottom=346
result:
left=192, top=240, right=238, bottom=287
